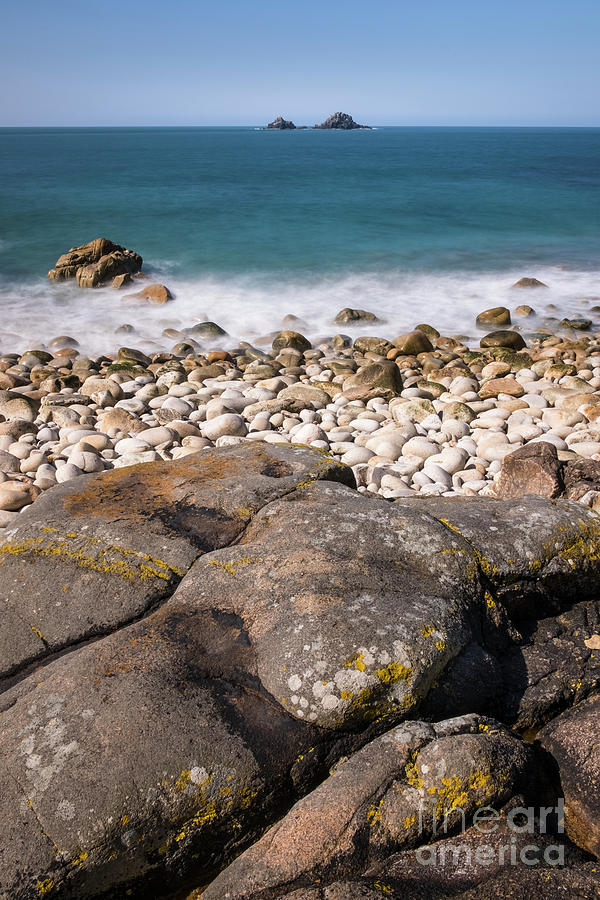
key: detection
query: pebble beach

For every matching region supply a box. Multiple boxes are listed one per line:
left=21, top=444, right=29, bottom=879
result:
left=3, top=282, right=600, bottom=524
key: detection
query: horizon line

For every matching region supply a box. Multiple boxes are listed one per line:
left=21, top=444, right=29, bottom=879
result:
left=1, top=122, right=599, bottom=129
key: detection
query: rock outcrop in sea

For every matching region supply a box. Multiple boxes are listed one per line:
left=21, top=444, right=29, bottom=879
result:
left=267, top=116, right=296, bottom=129
left=48, top=237, right=143, bottom=288
left=314, top=111, right=371, bottom=129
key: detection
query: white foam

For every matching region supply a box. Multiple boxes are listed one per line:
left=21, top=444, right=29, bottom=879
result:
left=0, top=265, right=598, bottom=356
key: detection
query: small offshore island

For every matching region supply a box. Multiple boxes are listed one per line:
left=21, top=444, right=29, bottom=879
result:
left=267, top=111, right=371, bottom=129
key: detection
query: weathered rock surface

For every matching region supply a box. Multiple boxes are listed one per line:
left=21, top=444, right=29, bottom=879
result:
left=0, top=599, right=326, bottom=900
left=0, top=444, right=353, bottom=685
left=539, top=694, right=600, bottom=858
left=170, top=481, right=484, bottom=730
left=496, top=441, right=564, bottom=500
left=201, top=715, right=534, bottom=899
left=398, top=493, right=600, bottom=618
left=48, top=238, right=142, bottom=287
left=499, top=599, right=600, bottom=730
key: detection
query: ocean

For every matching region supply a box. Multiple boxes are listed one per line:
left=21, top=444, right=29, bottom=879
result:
left=0, top=125, right=599, bottom=355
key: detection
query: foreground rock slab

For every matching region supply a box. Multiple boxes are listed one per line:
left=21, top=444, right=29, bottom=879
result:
left=0, top=443, right=352, bottom=685
left=0, top=445, right=600, bottom=899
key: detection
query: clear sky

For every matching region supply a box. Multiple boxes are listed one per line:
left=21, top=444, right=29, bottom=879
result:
left=1, top=0, right=598, bottom=127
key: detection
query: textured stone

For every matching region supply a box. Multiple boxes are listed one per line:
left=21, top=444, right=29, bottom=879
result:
left=0, top=444, right=353, bottom=684
left=539, top=694, right=600, bottom=858
left=495, top=441, right=563, bottom=500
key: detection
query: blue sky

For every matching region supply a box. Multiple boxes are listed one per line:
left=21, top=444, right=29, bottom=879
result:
left=1, top=0, right=598, bottom=126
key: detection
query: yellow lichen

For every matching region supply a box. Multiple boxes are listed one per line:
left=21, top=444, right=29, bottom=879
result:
left=367, top=799, right=384, bottom=825
left=0, top=533, right=183, bottom=583
left=36, top=879, right=54, bottom=895
left=344, top=651, right=366, bottom=672
left=375, top=662, right=412, bottom=684
left=174, top=770, right=192, bottom=793
left=208, top=557, right=259, bottom=577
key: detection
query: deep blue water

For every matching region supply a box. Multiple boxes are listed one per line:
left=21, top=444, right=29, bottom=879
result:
left=0, top=126, right=599, bottom=352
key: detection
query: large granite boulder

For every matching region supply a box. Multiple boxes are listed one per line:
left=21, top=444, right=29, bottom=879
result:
left=0, top=600, right=328, bottom=900
left=405, top=494, right=600, bottom=618
left=48, top=238, right=142, bottom=287
left=170, top=481, right=484, bottom=730
left=0, top=444, right=353, bottom=686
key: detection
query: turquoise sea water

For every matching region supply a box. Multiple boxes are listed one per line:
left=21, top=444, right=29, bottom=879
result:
left=0, top=126, right=599, bottom=353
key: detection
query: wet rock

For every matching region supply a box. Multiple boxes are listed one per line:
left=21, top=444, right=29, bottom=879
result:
left=125, top=283, right=173, bottom=303
left=272, top=331, right=312, bottom=353
left=476, top=307, right=511, bottom=328
left=514, top=304, right=536, bottom=316
left=392, top=331, right=434, bottom=355
left=480, top=331, right=526, bottom=351
left=512, top=277, right=548, bottom=289
left=188, top=321, right=227, bottom=338
left=335, top=308, right=379, bottom=324
left=560, top=317, right=592, bottom=331
left=112, top=272, right=133, bottom=288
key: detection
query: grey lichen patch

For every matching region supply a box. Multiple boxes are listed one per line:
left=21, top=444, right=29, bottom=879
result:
left=19, top=693, right=79, bottom=795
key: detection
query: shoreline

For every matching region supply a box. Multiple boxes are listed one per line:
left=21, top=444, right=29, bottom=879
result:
left=2, top=300, right=600, bottom=522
